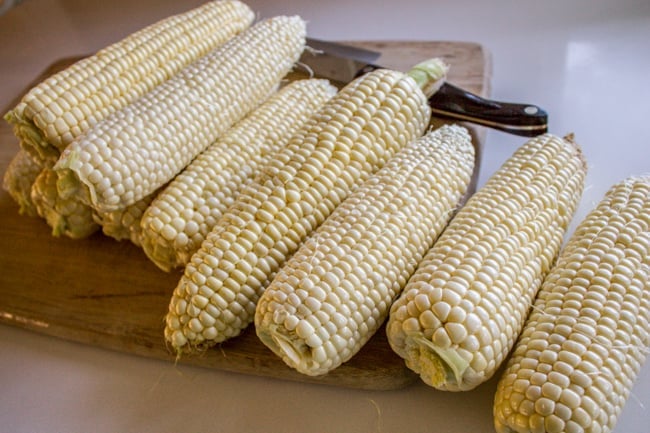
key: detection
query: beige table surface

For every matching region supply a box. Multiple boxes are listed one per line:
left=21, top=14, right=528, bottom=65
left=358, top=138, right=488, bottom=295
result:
left=1, top=1, right=649, bottom=432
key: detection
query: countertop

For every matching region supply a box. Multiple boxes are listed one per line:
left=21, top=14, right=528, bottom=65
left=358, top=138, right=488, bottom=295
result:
left=1, top=0, right=649, bottom=432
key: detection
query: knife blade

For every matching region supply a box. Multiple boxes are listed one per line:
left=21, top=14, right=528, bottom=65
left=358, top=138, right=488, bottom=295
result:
left=300, top=39, right=547, bottom=137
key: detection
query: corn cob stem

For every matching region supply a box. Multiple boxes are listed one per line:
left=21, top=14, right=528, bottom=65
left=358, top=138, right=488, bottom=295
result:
left=140, top=78, right=338, bottom=271
left=493, top=176, right=650, bottom=433
left=255, top=124, right=475, bottom=376
left=5, top=0, right=255, bottom=167
left=54, top=16, right=307, bottom=213
left=407, top=58, right=449, bottom=98
left=386, top=133, right=587, bottom=391
left=165, top=60, right=447, bottom=353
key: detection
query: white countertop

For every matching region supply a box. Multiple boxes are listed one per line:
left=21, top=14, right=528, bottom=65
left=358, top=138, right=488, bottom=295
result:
left=1, top=0, right=649, bottom=432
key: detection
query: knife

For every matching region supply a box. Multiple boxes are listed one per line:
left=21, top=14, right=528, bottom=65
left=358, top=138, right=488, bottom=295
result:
left=301, top=38, right=547, bottom=137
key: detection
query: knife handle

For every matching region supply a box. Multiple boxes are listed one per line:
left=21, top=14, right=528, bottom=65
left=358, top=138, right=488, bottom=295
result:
left=355, top=65, right=548, bottom=137
left=429, top=83, right=548, bottom=137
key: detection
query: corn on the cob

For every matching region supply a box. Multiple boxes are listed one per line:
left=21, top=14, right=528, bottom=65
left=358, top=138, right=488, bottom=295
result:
left=3, top=149, right=43, bottom=217
left=54, top=15, right=307, bottom=213
left=140, top=78, right=338, bottom=272
left=31, top=168, right=99, bottom=238
left=255, top=124, right=475, bottom=376
left=165, top=59, right=448, bottom=352
left=5, top=0, right=255, bottom=166
left=386, top=133, right=587, bottom=391
left=493, top=176, right=650, bottom=433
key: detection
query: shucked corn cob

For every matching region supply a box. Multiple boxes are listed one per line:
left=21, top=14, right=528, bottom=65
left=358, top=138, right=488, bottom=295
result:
left=165, top=59, right=448, bottom=352
left=4, top=0, right=255, bottom=166
left=386, top=133, right=587, bottom=391
left=2, top=149, right=42, bottom=217
left=255, top=124, right=475, bottom=376
left=54, top=15, right=307, bottom=213
left=140, top=79, right=338, bottom=272
left=494, top=176, right=650, bottom=433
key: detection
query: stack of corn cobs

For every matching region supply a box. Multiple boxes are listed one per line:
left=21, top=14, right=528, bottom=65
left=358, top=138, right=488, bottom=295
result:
left=3, top=1, right=649, bottom=432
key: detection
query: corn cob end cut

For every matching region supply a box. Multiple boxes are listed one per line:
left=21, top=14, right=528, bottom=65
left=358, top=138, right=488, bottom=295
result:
left=31, top=168, right=99, bottom=238
left=4, top=109, right=62, bottom=166
left=387, top=133, right=587, bottom=391
left=493, top=175, right=650, bottom=433
left=3, top=149, right=43, bottom=217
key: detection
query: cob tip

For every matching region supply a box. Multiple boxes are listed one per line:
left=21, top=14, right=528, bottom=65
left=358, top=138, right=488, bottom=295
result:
left=407, top=58, right=449, bottom=98
left=399, top=334, right=471, bottom=389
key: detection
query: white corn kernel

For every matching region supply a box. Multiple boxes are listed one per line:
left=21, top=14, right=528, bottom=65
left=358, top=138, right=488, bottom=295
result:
left=255, top=125, right=475, bottom=375
left=165, top=62, right=448, bottom=353
left=139, top=81, right=338, bottom=271
left=54, top=16, right=307, bottom=214
left=5, top=1, right=255, bottom=166
left=494, top=176, right=650, bottom=433
left=387, top=133, right=587, bottom=391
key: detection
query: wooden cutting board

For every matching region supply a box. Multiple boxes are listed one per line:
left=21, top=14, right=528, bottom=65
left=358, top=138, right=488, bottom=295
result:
left=0, top=41, right=490, bottom=390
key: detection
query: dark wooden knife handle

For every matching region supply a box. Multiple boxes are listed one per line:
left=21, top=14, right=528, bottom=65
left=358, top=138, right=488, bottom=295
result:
left=355, top=65, right=548, bottom=137
left=429, top=83, right=548, bottom=137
